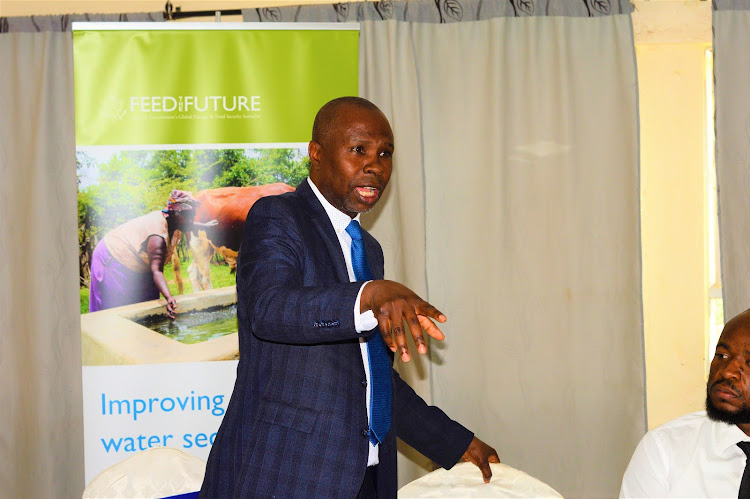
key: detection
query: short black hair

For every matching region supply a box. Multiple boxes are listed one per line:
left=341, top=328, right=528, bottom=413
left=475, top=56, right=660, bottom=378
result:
left=311, top=97, right=383, bottom=145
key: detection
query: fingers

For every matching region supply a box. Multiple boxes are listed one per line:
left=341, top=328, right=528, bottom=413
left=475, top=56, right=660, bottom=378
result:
left=406, top=312, right=426, bottom=355
left=462, top=437, right=500, bottom=484
left=462, top=450, right=491, bottom=483
left=414, top=302, right=446, bottom=341
left=478, top=460, right=493, bottom=483
left=418, top=303, right=447, bottom=324
left=417, top=315, right=445, bottom=341
left=391, top=318, right=410, bottom=362
left=380, top=312, right=434, bottom=362
left=379, top=319, right=442, bottom=362
left=365, top=280, right=447, bottom=360
left=166, top=299, right=177, bottom=319
left=377, top=307, right=412, bottom=362
left=376, top=314, right=396, bottom=353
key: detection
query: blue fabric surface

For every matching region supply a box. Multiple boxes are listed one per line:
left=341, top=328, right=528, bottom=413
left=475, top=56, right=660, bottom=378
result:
left=162, top=492, right=199, bottom=499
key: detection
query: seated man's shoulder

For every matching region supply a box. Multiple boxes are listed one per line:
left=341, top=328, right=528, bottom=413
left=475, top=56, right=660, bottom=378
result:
left=645, top=411, right=709, bottom=446
left=654, top=411, right=708, bottom=430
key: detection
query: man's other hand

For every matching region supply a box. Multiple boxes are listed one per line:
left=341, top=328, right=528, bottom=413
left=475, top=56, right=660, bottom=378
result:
left=462, top=436, right=501, bottom=483
left=360, top=280, right=446, bottom=362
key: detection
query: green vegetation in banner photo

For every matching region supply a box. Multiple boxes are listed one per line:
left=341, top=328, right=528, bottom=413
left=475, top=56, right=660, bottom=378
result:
left=77, top=147, right=310, bottom=304
left=73, top=29, right=358, bottom=146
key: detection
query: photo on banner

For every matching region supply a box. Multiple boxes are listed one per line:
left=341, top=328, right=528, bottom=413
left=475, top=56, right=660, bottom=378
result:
left=73, top=23, right=358, bottom=484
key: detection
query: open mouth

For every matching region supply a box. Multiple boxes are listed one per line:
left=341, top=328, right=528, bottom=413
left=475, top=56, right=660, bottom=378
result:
left=355, top=186, right=379, bottom=200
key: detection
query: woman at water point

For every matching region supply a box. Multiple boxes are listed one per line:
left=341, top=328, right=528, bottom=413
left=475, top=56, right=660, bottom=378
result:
left=88, top=190, right=215, bottom=318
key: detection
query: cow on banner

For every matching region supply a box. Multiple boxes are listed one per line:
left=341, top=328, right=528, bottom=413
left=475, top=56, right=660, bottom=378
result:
left=173, top=183, right=296, bottom=291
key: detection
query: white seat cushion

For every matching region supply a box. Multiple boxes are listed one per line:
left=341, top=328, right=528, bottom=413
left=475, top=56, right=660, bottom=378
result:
left=398, top=462, right=563, bottom=498
left=83, top=447, right=206, bottom=498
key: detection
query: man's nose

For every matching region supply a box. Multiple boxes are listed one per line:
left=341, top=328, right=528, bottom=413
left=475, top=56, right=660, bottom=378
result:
left=721, top=358, right=744, bottom=379
left=363, top=154, right=385, bottom=175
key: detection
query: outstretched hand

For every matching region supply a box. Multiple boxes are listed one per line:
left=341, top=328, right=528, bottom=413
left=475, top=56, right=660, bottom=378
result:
left=165, top=296, right=178, bottom=319
left=462, top=436, right=501, bottom=483
left=360, top=280, right=446, bottom=362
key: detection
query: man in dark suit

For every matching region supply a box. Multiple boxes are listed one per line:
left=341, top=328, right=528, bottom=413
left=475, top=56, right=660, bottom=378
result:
left=201, top=97, right=499, bottom=498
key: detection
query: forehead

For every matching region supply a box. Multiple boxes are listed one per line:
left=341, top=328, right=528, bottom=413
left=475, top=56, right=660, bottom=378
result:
left=718, top=323, right=750, bottom=350
left=330, top=105, right=393, bottom=141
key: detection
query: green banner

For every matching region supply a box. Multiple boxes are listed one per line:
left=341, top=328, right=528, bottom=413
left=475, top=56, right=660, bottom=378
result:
left=73, top=27, right=359, bottom=145
left=74, top=24, right=359, bottom=485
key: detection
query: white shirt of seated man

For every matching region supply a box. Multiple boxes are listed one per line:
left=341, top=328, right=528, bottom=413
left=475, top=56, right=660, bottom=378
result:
left=620, top=411, right=749, bottom=498
left=621, top=311, right=750, bottom=498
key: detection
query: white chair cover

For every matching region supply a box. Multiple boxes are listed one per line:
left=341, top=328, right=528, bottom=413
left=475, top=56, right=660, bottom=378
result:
left=82, top=447, right=205, bottom=498
left=398, top=462, right=563, bottom=498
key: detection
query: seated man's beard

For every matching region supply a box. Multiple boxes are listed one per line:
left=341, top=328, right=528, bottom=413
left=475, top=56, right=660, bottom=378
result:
left=706, top=388, right=750, bottom=425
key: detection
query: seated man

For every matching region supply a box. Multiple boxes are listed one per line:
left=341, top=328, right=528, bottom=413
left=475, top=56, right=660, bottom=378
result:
left=620, top=309, right=750, bottom=498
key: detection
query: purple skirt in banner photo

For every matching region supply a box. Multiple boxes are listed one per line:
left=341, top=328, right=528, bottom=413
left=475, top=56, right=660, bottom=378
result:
left=89, top=241, right=160, bottom=312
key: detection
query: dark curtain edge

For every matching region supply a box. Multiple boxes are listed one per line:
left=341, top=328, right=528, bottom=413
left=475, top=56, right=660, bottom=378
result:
left=1, top=0, right=634, bottom=33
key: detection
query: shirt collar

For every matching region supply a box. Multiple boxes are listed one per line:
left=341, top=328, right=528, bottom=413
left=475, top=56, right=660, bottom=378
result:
left=307, top=177, right=359, bottom=236
left=707, top=413, right=750, bottom=453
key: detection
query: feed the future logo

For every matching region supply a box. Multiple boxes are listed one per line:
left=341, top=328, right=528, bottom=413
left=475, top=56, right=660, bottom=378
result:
left=114, top=95, right=264, bottom=123
left=130, top=95, right=261, bottom=114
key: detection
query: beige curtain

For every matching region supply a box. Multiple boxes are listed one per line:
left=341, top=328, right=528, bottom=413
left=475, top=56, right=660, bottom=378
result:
left=0, top=32, right=84, bottom=497
left=359, top=20, right=435, bottom=485
left=713, top=2, right=750, bottom=319
left=361, top=15, right=643, bottom=498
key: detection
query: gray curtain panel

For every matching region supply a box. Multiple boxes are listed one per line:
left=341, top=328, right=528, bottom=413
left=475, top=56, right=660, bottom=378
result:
left=0, top=14, right=162, bottom=498
left=360, top=14, right=641, bottom=497
left=415, top=17, right=641, bottom=498
left=713, top=0, right=750, bottom=319
left=0, top=32, right=83, bottom=498
left=255, top=1, right=642, bottom=496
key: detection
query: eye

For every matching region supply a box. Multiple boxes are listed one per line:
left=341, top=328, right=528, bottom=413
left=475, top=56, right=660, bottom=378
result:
left=351, top=146, right=365, bottom=154
left=380, top=150, right=392, bottom=158
left=715, top=352, right=729, bottom=360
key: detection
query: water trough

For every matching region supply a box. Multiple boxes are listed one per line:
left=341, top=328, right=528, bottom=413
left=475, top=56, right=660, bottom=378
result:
left=81, top=286, right=239, bottom=365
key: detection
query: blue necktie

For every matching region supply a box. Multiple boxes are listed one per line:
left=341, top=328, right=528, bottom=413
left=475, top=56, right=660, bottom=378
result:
left=346, top=219, right=392, bottom=446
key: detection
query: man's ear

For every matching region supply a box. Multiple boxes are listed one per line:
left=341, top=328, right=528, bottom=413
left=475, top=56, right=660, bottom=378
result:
left=308, top=140, right=321, bottom=169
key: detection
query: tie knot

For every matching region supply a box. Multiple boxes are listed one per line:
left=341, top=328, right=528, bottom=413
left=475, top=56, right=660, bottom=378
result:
left=739, top=441, right=750, bottom=457
left=345, top=220, right=363, bottom=242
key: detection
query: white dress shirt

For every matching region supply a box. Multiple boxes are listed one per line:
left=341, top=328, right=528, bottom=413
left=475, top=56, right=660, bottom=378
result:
left=620, top=411, right=750, bottom=498
left=308, top=178, right=381, bottom=466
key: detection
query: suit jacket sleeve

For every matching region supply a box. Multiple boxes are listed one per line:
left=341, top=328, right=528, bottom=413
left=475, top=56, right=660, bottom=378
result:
left=238, top=194, right=365, bottom=345
left=392, top=368, right=474, bottom=469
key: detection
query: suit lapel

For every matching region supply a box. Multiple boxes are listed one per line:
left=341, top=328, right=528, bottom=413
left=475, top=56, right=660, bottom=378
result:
left=296, top=180, right=350, bottom=284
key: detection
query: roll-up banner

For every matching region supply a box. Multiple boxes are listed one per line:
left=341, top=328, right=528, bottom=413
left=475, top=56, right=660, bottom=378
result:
left=73, top=23, right=358, bottom=485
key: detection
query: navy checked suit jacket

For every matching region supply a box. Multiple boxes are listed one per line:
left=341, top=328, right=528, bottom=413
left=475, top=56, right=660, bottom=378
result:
left=200, top=180, right=473, bottom=498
